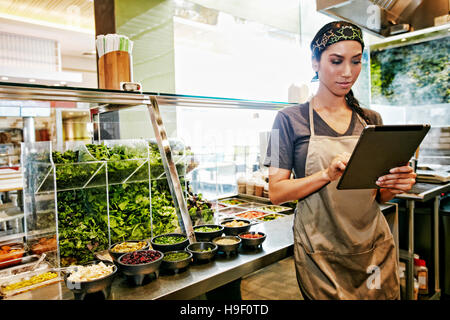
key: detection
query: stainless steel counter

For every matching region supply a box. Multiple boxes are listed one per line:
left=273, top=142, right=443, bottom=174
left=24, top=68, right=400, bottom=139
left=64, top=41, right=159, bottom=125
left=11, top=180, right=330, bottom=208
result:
left=108, top=215, right=294, bottom=300
left=6, top=203, right=399, bottom=300
left=8, top=215, right=294, bottom=300
left=394, top=182, right=450, bottom=300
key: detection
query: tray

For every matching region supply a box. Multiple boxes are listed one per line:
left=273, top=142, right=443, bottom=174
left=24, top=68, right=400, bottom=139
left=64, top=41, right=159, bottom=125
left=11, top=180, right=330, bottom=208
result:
left=0, top=269, right=60, bottom=298
left=217, top=206, right=247, bottom=216
left=218, top=197, right=251, bottom=207
left=257, top=205, right=293, bottom=214
left=0, top=242, right=26, bottom=269
left=0, top=255, right=44, bottom=277
left=235, top=210, right=268, bottom=221
left=256, top=213, right=288, bottom=222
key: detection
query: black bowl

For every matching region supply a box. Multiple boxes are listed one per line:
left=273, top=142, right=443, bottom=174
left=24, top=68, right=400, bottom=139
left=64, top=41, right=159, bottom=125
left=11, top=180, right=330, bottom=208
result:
left=161, top=250, right=192, bottom=272
left=117, top=250, right=164, bottom=286
left=193, top=224, right=224, bottom=242
left=220, top=218, right=251, bottom=236
left=186, top=242, right=218, bottom=262
left=212, top=236, right=241, bottom=256
left=238, top=231, right=267, bottom=248
left=151, top=233, right=189, bottom=252
left=108, top=240, right=149, bottom=262
left=64, top=260, right=117, bottom=300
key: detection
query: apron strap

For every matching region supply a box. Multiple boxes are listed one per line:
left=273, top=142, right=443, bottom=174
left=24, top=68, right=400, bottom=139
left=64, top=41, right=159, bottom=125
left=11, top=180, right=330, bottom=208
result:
left=309, top=100, right=316, bottom=137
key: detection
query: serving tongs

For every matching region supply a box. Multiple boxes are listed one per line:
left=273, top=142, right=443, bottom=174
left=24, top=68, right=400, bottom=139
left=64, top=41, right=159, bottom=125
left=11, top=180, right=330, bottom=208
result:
left=53, top=266, right=79, bottom=275
left=30, top=253, right=46, bottom=271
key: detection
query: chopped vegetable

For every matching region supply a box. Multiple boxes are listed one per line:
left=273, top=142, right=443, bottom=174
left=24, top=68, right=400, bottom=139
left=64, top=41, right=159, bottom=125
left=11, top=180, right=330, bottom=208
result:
left=240, top=233, right=264, bottom=239
left=214, top=238, right=239, bottom=245
left=3, top=272, right=58, bottom=292
left=31, top=236, right=57, bottom=255
left=120, top=250, right=161, bottom=265
left=163, top=252, right=190, bottom=261
left=220, top=199, right=247, bottom=206
left=222, top=220, right=249, bottom=227
left=259, top=206, right=288, bottom=213
left=153, top=235, right=186, bottom=245
left=236, top=211, right=266, bottom=219
left=194, top=226, right=221, bottom=232
left=67, top=262, right=114, bottom=282
left=257, top=214, right=285, bottom=221
left=111, top=241, right=147, bottom=253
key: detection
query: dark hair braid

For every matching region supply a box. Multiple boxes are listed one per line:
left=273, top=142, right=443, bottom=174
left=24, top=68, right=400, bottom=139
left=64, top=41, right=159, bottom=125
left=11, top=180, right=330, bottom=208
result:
left=345, top=89, right=371, bottom=125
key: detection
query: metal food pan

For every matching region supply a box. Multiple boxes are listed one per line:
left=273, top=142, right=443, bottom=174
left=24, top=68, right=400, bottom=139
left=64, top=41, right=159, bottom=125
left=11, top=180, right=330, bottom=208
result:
left=257, top=205, right=292, bottom=214
left=256, top=213, right=288, bottom=222
left=234, top=210, right=268, bottom=221
left=218, top=197, right=251, bottom=207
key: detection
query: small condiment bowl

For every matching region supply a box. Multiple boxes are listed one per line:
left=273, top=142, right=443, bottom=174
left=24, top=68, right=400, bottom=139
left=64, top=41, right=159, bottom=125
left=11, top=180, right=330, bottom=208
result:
left=63, top=260, right=117, bottom=300
left=238, top=231, right=267, bottom=248
left=116, top=250, right=164, bottom=286
left=108, top=240, right=149, bottom=262
left=150, top=233, right=189, bottom=253
left=193, top=224, right=224, bottom=242
left=212, top=236, right=241, bottom=256
left=220, top=218, right=251, bottom=236
left=186, top=242, right=218, bottom=262
left=161, top=250, right=192, bottom=272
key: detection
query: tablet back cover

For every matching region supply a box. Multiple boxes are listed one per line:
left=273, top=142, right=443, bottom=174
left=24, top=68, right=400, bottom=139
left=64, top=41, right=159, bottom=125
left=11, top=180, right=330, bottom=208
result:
left=337, top=125, right=430, bottom=190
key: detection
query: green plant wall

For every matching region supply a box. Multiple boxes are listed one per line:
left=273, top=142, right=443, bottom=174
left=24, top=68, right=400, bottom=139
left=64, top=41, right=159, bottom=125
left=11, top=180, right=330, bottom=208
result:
left=370, top=36, right=449, bottom=106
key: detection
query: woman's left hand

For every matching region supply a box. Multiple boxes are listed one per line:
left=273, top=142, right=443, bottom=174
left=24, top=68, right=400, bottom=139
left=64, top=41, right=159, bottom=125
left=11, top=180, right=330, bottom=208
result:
left=376, top=165, right=417, bottom=194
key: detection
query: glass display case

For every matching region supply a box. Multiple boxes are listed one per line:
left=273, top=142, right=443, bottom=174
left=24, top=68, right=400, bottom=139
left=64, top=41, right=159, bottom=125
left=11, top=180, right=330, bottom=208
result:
left=21, top=139, right=194, bottom=267
left=0, top=82, right=294, bottom=298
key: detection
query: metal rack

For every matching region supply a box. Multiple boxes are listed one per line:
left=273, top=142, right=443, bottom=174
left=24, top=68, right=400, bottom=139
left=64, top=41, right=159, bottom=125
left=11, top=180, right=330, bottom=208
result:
left=395, top=182, right=450, bottom=300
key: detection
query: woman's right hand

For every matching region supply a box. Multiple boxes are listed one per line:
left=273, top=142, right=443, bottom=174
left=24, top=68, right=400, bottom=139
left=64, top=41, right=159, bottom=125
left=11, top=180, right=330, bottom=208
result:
left=325, top=152, right=351, bottom=181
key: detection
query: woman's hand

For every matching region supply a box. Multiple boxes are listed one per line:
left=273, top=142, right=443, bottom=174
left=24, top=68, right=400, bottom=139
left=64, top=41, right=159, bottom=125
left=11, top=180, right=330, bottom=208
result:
left=376, top=165, right=416, bottom=194
left=325, top=152, right=351, bottom=181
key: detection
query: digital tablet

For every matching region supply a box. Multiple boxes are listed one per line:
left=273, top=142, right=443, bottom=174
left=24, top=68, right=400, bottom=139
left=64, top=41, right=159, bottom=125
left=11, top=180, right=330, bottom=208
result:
left=336, top=124, right=430, bottom=190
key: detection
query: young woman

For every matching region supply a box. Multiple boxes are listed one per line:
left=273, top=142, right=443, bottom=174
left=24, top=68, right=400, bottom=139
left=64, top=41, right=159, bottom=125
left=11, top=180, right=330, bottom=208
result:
left=264, top=21, right=416, bottom=300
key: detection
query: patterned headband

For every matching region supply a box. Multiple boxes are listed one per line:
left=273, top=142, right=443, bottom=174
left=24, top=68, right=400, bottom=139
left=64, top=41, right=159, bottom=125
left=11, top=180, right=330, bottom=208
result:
left=311, top=23, right=364, bottom=59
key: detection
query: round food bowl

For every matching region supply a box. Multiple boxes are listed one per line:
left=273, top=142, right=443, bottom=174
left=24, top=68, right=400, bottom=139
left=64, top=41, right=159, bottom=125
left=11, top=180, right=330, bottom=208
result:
left=238, top=231, right=267, bottom=249
left=220, top=218, right=251, bottom=236
left=161, top=250, right=192, bottom=273
left=117, top=250, right=163, bottom=286
left=193, top=224, right=224, bottom=242
left=63, top=260, right=117, bottom=300
left=212, top=236, right=241, bottom=257
left=108, top=240, right=149, bottom=262
left=186, top=242, right=218, bottom=262
left=151, top=233, right=189, bottom=252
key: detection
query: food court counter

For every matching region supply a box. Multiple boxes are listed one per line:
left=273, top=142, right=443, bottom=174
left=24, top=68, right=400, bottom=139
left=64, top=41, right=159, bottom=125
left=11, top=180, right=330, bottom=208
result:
left=8, top=203, right=398, bottom=300
left=9, top=214, right=295, bottom=300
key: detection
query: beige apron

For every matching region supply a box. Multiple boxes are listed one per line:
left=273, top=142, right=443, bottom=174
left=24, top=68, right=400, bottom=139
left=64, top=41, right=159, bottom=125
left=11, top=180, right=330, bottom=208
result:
left=293, top=103, right=400, bottom=300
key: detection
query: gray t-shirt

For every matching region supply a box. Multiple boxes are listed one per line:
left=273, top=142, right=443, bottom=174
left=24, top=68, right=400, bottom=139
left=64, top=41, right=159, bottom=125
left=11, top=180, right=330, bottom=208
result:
left=264, top=102, right=383, bottom=178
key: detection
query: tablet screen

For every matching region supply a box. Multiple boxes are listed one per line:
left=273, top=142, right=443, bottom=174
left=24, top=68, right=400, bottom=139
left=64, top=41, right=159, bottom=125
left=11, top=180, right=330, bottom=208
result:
left=337, top=124, right=430, bottom=190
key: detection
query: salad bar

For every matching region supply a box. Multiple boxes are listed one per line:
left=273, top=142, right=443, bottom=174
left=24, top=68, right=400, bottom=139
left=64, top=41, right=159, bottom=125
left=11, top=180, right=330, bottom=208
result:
left=2, top=213, right=294, bottom=300
left=0, top=192, right=294, bottom=299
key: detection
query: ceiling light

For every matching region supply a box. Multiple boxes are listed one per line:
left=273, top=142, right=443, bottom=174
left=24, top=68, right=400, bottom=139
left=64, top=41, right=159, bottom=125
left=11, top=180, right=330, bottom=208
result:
left=54, top=83, right=60, bottom=86
left=1, top=76, right=8, bottom=81
left=29, top=79, right=36, bottom=82
left=60, top=81, right=67, bottom=85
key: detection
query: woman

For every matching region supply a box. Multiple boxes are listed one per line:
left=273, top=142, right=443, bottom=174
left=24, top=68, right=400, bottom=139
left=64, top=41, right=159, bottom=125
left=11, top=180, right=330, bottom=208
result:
left=264, top=21, right=416, bottom=300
